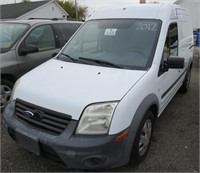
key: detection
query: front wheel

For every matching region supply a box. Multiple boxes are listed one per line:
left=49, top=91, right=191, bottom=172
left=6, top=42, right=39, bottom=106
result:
left=129, top=110, right=154, bottom=165
left=1, top=79, right=14, bottom=110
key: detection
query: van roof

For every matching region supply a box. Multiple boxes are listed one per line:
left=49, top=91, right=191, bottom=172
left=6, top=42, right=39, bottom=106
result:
left=88, top=4, right=189, bottom=21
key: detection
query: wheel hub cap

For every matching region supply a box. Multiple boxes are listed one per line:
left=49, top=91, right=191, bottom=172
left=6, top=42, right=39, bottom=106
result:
left=1, top=85, right=12, bottom=109
left=139, top=119, right=152, bottom=156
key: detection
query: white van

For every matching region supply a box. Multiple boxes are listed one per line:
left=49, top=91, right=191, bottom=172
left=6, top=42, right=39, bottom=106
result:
left=3, top=4, right=193, bottom=169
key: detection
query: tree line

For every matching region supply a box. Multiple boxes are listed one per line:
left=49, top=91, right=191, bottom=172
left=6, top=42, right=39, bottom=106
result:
left=56, top=0, right=88, bottom=21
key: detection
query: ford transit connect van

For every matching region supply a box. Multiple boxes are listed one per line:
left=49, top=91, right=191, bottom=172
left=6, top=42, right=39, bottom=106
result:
left=3, top=4, right=193, bottom=169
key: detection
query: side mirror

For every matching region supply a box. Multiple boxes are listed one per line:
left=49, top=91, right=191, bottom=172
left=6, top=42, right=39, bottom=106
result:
left=160, top=56, right=185, bottom=74
left=168, top=56, right=185, bottom=69
left=19, top=44, right=38, bottom=55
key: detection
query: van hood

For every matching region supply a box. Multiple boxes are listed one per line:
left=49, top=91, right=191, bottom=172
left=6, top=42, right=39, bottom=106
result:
left=13, top=59, right=146, bottom=120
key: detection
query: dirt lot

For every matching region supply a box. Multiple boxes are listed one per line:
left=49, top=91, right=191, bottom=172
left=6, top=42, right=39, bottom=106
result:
left=1, top=47, right=199, bottom=172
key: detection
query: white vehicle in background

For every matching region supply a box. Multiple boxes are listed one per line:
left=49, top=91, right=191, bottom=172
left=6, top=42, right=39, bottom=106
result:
left=3, top=4, right=193, bottom=169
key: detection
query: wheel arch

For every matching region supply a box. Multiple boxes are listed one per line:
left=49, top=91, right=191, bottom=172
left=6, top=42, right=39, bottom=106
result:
left=188, top=56, right=193, bottom=70
left=114, top=93, right=159, bottom=168
left=1, top=74, right=17, bottom=84
left=149, top=104, right=159, bottom=121
left=189, top=61, right=193, bottom=69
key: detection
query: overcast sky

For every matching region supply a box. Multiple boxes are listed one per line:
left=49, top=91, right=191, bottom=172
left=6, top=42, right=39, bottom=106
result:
left=0, top=0, right=176, bottom=15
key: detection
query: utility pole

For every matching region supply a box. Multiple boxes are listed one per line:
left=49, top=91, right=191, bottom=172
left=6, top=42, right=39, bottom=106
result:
left=75, top=0, right=78, bottom=20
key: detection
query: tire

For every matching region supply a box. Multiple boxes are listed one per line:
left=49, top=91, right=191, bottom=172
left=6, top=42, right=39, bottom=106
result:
left=129, top=110, right=154, bottom=165
left=179, top=68, right=191, bottom=93
left=1, top=79, right=14, bottom=110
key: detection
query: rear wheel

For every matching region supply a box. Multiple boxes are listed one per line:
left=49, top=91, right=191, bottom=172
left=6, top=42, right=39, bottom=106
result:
left=129, top=110, right=154, bottom=165
left=1, top=79, right=14, bottom=110
left=179, top=69, right=191, bottom=93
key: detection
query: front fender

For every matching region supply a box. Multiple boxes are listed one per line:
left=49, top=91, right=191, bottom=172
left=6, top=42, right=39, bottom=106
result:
left=114, top=94, right=159, bottom=168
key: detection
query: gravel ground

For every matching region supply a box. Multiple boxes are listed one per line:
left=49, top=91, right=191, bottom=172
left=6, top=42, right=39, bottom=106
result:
left=1, top=47, right=199, bottom=172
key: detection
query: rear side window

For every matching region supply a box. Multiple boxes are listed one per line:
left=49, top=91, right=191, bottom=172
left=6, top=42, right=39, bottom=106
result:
left=53, top=23, right=81, bottom=47
left=0, top=23, right=29, bottom=53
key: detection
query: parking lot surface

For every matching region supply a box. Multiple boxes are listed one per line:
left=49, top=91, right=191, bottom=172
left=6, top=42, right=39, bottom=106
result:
left=1, top=48, right=199, bottom=172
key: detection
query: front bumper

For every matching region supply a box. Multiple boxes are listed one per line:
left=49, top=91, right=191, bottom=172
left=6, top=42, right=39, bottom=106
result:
left=3, top=102, right=128, bottom=169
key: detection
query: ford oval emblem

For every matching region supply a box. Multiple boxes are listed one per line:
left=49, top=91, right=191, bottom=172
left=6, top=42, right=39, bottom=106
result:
left=23, top=111, right=34, bottom=118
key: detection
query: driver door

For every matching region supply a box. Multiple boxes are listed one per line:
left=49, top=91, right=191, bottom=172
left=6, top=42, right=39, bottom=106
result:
left=16, top=24, right=60, bottom=76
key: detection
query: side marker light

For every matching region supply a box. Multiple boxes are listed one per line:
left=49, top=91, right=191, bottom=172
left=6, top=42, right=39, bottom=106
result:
left=115, top=130, right=129, bottom=142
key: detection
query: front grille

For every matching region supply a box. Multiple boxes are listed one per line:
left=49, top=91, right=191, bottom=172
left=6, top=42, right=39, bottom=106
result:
left=15, top=99, right=71, bottom=135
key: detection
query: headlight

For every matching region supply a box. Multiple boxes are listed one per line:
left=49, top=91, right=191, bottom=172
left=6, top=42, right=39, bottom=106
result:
left=76, top=102, right=118, bottom=135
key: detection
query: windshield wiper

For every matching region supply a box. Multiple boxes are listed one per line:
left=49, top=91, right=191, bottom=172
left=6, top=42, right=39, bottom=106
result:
left=58, top=53, right=76, bottom=62
left=79, top=57, right=124, bottom=69
left=58, top=53, right=88, bottom=64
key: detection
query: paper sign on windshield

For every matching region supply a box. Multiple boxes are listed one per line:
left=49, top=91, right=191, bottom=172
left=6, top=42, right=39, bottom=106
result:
left=104, top=28, right=117, bottom=36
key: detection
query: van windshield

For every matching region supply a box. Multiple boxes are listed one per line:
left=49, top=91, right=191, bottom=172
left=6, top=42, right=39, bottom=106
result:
left=0, top=23, right=29, bottom=53
left=59, top=19, right=161, bottom=70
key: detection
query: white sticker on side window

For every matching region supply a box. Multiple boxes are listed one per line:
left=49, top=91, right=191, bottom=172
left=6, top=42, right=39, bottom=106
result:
left=104, top=28, right=117, bottom=36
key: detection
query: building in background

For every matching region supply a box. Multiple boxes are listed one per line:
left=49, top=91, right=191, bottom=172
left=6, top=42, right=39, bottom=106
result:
left=174, top=0, right=199, bottom=30
left=174, top=0, right=200, bottom=46
left=0, top=0, right=69, bottom=20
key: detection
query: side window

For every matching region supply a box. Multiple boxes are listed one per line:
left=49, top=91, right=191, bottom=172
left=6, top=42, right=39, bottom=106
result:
left=163, top=23, right=178, bottom=60
left=159, top=23, right=178, bottom=75
left=25, top=25, right=56, bottom=52
left=169, top=23, right=178, bottom=56
left=53, top=23, right=81, bottom=47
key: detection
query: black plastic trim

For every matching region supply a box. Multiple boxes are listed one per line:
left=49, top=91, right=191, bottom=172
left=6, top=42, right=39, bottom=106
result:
left=114, top=94, right=159, bottom=168
left=15, top=98, right=71, bottom=135
left=16, top=98, right=71, bottom=119
left=161, top=69, right=186, bottom=99
left=3, top=102, right=127, bottom=169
